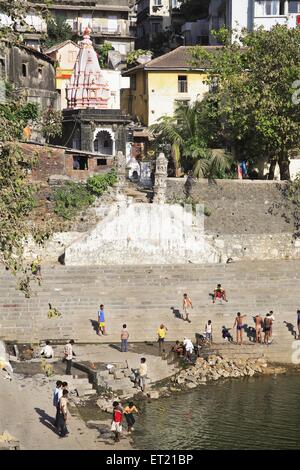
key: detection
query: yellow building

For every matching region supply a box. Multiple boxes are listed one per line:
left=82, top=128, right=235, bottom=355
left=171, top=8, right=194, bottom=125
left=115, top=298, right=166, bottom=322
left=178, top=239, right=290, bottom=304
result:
left=46, top=40, right=80, bottom=110
left=121, top=46, right=219, bottom=127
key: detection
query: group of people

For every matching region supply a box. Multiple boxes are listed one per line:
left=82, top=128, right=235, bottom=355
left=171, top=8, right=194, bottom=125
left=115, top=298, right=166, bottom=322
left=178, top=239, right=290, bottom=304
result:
left=52, top=380, right=69, bottom=438
left=111, top=401, right=141, bottom=443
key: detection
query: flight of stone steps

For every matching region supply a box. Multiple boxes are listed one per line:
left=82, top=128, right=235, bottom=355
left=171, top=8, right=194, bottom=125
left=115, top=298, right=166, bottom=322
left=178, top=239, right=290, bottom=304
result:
left=48, top=375, right=96, bottom=399
left=0, top=260, right=299, bottom=363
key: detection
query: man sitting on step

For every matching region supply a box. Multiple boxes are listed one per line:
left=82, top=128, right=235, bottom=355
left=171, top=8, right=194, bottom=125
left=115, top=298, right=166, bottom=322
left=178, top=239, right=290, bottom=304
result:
left=213, top=284, right=228, bottom=304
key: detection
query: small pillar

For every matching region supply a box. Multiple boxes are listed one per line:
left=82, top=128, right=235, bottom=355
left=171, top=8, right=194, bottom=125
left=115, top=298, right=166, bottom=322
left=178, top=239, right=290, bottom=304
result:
left=116, top=150, right=126, bottom=195
left=153, top=152, right=168, bottom=204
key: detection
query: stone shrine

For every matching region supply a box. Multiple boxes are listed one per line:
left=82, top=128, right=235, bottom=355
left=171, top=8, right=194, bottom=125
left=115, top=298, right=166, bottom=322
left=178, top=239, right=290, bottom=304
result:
left=58, top=28, right=130, bottom=172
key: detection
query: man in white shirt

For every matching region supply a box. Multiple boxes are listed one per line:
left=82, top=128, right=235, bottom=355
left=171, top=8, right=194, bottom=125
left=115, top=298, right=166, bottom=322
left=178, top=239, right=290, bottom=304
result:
left=183, top=338, right=194, bottom=359
left=40, top=340, right=54, bottom=359
left=64, top=340, right=76, bottom=375
left=53, top=380, right=63, bottom=427
left=136, top=357, right=148, bottom=392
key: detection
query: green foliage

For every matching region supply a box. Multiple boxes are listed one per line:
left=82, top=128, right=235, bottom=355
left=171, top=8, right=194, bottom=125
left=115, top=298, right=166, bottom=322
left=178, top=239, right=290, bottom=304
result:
left=41, top=107, right=62, bottom=143
left=126, top=49, right=152, bottom=66
left=179, top=0, right=209, bottom=21
left=150, top=103, right=233, bottom=179
left=41, top=358, right=54, bottom=377
left=190, top=25, right=300, bottom=180
left=54, top=182, right=95, bottom=220
left=48, top=303, right=62, bottom=319
left=43, top=16, right=78, bottom=49
left=86, top=170, right=117, bottom=196
left=0, top=2, right=54, bottom=296
left=96, top=43, right=114, bottom=68
left=54, top=171, right=117, bottom=220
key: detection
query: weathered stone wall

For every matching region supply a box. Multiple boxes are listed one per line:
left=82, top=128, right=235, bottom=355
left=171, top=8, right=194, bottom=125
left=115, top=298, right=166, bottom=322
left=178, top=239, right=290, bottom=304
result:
left=166, top=178, right=294, bottom=235
left=23, top=144, right=66, bottom=182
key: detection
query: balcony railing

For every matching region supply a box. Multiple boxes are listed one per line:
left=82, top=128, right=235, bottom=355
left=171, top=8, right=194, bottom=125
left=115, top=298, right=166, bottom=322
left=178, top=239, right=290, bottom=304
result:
left=73, top=22, right=130, bottom=36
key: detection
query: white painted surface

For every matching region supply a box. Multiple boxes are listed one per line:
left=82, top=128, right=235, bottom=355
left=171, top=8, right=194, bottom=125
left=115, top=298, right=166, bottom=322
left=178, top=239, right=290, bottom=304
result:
left=64, top=203, right=218, bottom=265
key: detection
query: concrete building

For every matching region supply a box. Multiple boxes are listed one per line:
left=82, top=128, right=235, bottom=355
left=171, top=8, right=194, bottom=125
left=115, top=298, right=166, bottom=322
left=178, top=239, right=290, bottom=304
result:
left=28, top=0, right=135, bottom=55
left=46, top=40, right=80, bottom=110
left=136, top=0, right=183, bottom=49
left=181, top=19, right=209, bottom=45
left=121, top=46, right=217, bottom=158
left=0, top=41, right=60, bottom=141
left=209, top=0, right=300, bottom=44
left=0, top=10, right=47, bottom=50
left=122, top=46, right=214, bottom=127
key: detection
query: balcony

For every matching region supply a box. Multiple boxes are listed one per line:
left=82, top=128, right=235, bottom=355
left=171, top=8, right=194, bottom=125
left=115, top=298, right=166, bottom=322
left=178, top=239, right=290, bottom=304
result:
left=73, top=22, right=131, bottom=36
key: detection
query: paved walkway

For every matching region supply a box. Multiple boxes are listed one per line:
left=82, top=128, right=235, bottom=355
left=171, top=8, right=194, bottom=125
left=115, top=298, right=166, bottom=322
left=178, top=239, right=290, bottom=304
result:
left=0, top=373, right=130, bottom=450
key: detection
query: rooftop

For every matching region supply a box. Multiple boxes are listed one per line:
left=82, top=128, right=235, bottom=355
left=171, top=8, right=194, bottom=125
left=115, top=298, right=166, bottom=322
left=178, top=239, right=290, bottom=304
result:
left=123, top=46, right=223, bottom=75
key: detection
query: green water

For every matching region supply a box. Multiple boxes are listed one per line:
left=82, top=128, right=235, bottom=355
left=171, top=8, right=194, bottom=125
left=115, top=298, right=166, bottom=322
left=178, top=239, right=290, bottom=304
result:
left=132, top=374, right=300, bottom=450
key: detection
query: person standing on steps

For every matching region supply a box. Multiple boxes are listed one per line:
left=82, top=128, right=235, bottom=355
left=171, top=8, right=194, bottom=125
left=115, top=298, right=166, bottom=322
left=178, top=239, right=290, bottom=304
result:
left=263, top=313, right=273, bottom=345
left=136, top=357, right=148, bottom=392
left=57, top=389, right=69, bottom=438
left=63, top=340, right=76, bottom=375
left=111, top=401, right=123, bottom=443
left=98, top=304, right=107, bottom=336
left=182, top=293, right=193, bottom=323
left=53, top=380, right=63, bottom=428
left=124, top=402, right=141, bottom=433
left=205, top=320, right=213, bottom=342
left=269, top=310, right=275, bottom=340
left=157, top=324, right=168, bottom=354
left=233, top=313, right=247, bottom=345
left=121, top=324, right=129, bottom=352
left=254, top=314, right=263, bottom=343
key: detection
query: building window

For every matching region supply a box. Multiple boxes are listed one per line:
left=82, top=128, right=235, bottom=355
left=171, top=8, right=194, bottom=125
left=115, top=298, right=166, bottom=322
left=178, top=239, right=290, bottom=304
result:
left=153, top=0, right=162, bottom=5
left=38, top=67, right=43, bottom=79
left=289, top=1, right=300, bottom=13
left=73, top=156, right=88, bottom=170
left=97, top=158, right=107, bottom=166
left=178, top=75, right=188, bottom=93
left=22, top=63, right=27, bottom=77
left=255, top=1, right=285, bottom=16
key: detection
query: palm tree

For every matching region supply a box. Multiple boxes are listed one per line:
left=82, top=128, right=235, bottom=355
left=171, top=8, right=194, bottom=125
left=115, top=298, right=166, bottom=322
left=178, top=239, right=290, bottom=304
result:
left=150, top=102, right=232, bottom=178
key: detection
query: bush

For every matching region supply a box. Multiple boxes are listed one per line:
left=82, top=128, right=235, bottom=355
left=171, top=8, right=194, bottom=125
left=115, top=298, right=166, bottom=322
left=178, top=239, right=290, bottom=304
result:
left=86, top=170, right=117, bottom=197
left=54, top=182, right=95, bottom=220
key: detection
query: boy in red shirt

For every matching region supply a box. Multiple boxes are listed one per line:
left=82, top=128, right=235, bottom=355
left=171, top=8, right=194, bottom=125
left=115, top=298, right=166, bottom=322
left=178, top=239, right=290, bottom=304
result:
left=111, top=401, right=123, bottom=442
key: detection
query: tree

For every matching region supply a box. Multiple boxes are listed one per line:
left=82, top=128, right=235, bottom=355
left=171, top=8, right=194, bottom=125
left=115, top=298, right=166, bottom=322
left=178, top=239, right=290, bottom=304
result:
left=0, top=3, right=55, bottom=294
left=179, top=0, right=210, bottom=21
left=150, top=102, right=232, bottom=178
left=190, top=25, right=300, bottom=180
left=43, top=16, right=78, bottom=49
left=126, top=49, right=152, bottom=66
left=41, top=107, right=62, bottom=143
left=95, top=43, right=114, bottom=68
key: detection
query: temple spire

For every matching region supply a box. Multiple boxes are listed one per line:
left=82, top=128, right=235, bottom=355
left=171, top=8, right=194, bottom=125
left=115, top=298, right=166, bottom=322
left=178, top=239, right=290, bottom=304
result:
left=66, top=28, right=110, bottom=109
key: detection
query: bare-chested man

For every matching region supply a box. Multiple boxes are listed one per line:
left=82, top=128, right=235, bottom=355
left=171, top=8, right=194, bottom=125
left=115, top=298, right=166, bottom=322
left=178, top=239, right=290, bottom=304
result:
left=182, top=293, right=193, bottom=323
left=233, top=312, right=247, bottom=345
left=254, top=314, right=263, bottom=343
left=263, top=314, right=273, bottom=345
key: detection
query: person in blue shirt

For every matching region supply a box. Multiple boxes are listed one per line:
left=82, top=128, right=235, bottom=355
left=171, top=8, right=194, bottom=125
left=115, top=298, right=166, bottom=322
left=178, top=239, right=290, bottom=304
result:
left=98, top=304, right=107, bottom=335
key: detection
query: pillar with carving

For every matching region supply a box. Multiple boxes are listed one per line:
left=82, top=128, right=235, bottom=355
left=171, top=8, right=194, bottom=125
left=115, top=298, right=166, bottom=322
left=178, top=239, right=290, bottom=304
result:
left=116, top=150, right=126, bottom=195
left=153, top=152, right=168, bottom=204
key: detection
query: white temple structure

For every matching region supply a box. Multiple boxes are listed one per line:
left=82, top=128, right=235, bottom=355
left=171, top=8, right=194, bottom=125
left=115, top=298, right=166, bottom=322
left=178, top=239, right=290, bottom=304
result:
left=66, top=28, right=110, bottom=110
